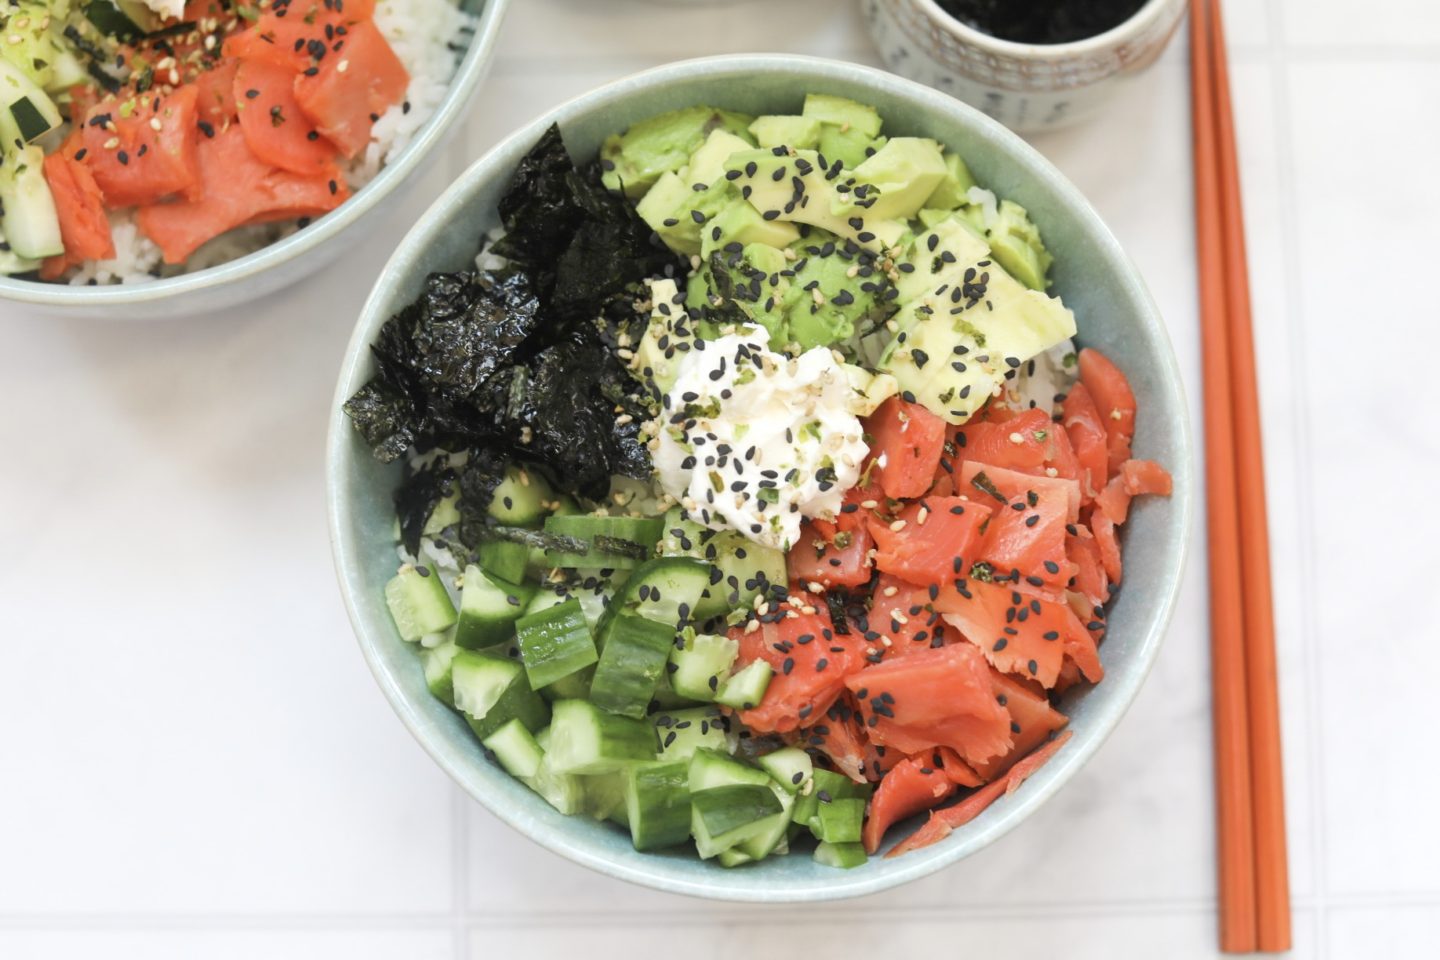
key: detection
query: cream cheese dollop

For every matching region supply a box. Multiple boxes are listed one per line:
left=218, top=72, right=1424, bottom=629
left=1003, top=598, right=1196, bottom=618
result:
left=651, top=326, right=869, bottom=551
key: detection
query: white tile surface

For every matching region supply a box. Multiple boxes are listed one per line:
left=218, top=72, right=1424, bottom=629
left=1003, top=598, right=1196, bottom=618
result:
left=2, top=0, right=1435, bottom=957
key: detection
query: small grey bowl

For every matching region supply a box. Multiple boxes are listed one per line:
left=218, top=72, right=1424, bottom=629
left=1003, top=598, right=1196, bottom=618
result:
left=328, top=54, right=1194, bottom=901
left=0, top=0, right=509, bottom=320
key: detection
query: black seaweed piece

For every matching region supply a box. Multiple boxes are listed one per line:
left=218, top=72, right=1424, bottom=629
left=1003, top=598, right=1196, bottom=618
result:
left=394, top=459, right=457, bottom=557
left=346, top=124, right=679, bottom=542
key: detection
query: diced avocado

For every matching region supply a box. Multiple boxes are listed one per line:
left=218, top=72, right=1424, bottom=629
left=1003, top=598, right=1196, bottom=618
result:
left=634, top=277, right=692, bottom=394
left=723, top=148, right=906, bottom=252
left=699, top=197, right=800, bottom=257
left=776, top=230, right=878, bottom=349
left=803, top=94, right=883, bottom=138
left=881, top=261, right=1077, bottom=424
left=893, top=215, right=992, bottom=303
left=695, top=242, right=791, bottom=341
left=987, top=200, right=1054, bottom=290
left=600, top=105, right=755, bottom=198
left=686, top=128, right=753, bottom=187
left=845, top=138, right=949, bottom=222
left=839, top=363, right=899, bottom=417
left=819, top=126, right=882, bottom=171
left=636, top=171, right=703, bottom=255
left=923, top=152, right=979, bottom=211
left=749, top=114, right=823, bottom=150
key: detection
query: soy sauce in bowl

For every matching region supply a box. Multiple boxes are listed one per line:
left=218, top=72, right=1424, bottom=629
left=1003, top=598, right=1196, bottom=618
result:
left=936, top=0, right=1149, bottom=45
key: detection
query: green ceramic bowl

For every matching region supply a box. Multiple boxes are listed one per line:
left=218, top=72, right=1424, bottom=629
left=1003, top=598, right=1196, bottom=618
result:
left=0, top=0, right=509, bottom=320
left=327, top=54, right=1193, bottom=901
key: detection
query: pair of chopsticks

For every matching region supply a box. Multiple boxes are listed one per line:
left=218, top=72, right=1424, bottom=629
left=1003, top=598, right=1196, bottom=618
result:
left=1189, top=0, right=1291, bottom=952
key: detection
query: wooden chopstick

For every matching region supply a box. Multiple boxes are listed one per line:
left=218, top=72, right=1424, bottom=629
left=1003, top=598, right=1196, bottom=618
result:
left=1206, top=0, right=1293, bottom=951
left=1191, top=0, right=1293, bottom=951
left=1189, top=1, right=1258, bottom=952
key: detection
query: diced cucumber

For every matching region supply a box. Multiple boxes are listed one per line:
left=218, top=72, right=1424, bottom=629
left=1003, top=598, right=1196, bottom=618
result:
left=0, top=227, right=40, bottom=275
left=758, top=747, right=814, bottom=795
left=542, top=514, right=663, bottom=570
left=581, top=771, right=630, bottom=825
left=791, top=788, right=819, bottom=829
left=0, top=144, right=62, bottom=260
left=669, top=632, right=738, bottom=702
left=481, top=718, right=544, bottom=779
left=715, top=659, right=773, bottom=711
left=812, top=797, right=866, bottom=844
left=451, top=650, right=550, bottom=740
left=539, top=665, right=594, bottom=702
left=384, top=566, right=457, bottom=642
left=624, top=761, right=692, bottom=851
left=545, top=699, right=658, bottom=775
left=422, top=494, right=461, bottom=538
left=612, top=557, right=710, bottom=627
left=810, top=768, right=873, bottom=801
left=649, top=669, right=701, bottom=710
left=589, top=614, right=674, bottom=719
left=690, top=785, right=783, bottom=859
left=653, top=705, right=734, bottom=761
left=716, top=847, right=754, bottom=868
left=476, top=538, right=529, bottom=585
left=487, top=464, right=552, bottom=527
left=84, top=0, right=159, bottom=40
left=814, top=841, right=868, bottom=869
left=514, top=599, right=597, bottom=690
left=737, top=785, right=795, bottom=860
left=455, top=565, right=533, bottom=650
left=421, top=637, right=461, bottom=706
left=687, top=747, right=771, bottom=792
left=659, top=510, right=786, bottom=618
left=0, top=17, right=67, bottom=99
left=522, top=727, right=586, bottom=815
left=524, top=587, right=569, bottom=617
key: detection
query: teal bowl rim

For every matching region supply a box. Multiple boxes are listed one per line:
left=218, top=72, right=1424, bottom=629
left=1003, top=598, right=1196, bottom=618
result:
left=0, top=0, right=509, bottom=311
left=327, top=53, right=1195, bottom=902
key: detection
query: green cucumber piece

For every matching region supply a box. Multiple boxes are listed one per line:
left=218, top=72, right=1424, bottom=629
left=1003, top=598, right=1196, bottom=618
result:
left=421, top=493, right=460, bottom=538
left=687, top=747, right=771, bottom=792
left=649, top=669, right=701, bottom=710
left=581, top=771, right=630, bottom=825
left=481, top=718, right=544, bottom=779
left=618, top=557, right=711, bottom=626
left=758, top=747, right=814, bottom=795
left=810, top=768, right=873, bottom=801
left=384, top=566, right=457, bottom=642
left=690, top=785, right=784, bottom=858
left=0, top=144, right=62, bottom=260
left=814, top=841, right=868, bottom=869
left=652, top=705, right=733, bottom=761
left=451, top=650, right=550, bottom=741
left=693, top=784, right=783, bottom=838
left=476, top=538, right=529, bottom=585
left=624, top=761, right=692, bottom=851
left=545, top=699, right=658, bottom=775
left=715, top=659, right=773, bottom=710
left=421, top=637, right=461, bottom=706
left=669, top=632, right=738, bottom=702
left=812, top=797, right=867, bottom=844
left=589, top=613, right=674, bottom=719
left=488, top=464, right=552, bottom=527
left=737, top=786, right=795, bottom=860
left=539, top=665, right=594, bottom=702
left=522, top=727, right=586, bottom=815
left=544, top=514, right=664, bottom=558
left=514, top=599, right=597, bottom=690
left=455, top=565, right=533, bottom=650
left=716, top=847, right=754, bottom=868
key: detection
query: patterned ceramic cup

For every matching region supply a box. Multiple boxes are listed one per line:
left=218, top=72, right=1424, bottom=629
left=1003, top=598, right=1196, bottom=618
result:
left=864, top=0, right=1188, bottom=133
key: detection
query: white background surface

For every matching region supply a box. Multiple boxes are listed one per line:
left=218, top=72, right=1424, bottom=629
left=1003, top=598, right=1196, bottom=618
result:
left=1, top=0, right=1433, bottom=957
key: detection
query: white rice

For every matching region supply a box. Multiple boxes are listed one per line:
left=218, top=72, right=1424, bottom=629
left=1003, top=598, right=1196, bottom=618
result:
left=64, top=0, right=478, bottom=286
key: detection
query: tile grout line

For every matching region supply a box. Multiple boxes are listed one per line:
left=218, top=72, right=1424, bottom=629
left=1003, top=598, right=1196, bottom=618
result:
left=1263, top=0, right=1330, bottom=955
